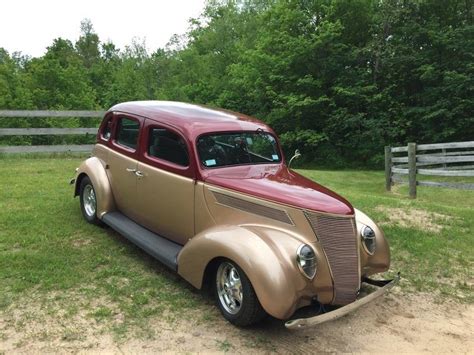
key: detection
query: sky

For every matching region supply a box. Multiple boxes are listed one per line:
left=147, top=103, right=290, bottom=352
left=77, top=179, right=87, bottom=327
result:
left=0, top=0, right=207, bottom=57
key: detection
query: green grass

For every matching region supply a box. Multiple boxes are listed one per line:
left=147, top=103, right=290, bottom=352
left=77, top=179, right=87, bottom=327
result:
left=0, top=157, right=472, bottom=343
left=0, top=156, right=206, bottom=340
left=216, top=338, right=234, bottom=352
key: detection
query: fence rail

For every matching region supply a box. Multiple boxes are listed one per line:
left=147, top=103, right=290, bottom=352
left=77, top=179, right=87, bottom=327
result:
left=0, top=110, right=104, bottom=154
left=385, top=141, right=474, bottom=198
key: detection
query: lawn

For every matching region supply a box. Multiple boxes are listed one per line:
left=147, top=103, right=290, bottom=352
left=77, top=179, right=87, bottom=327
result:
left=0, top=156, right=206, bottom=341
left=0, top=157, right=472, bottom=342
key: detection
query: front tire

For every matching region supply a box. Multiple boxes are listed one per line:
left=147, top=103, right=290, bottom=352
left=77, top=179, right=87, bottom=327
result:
left=79, top=176, right=101, bottom=225
left=214, top=260, right=266, bottom=326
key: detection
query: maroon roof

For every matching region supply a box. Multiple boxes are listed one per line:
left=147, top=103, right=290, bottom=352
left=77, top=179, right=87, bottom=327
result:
left=109, top=101, right=274, bottom=140
left=106, top=101, right=354, bottom=216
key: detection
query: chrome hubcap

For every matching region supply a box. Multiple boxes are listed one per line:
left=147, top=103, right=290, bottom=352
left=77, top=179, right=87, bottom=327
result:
left=83, top=184, right=96, bottom=217
left=217, top=262, right=243, bottom=315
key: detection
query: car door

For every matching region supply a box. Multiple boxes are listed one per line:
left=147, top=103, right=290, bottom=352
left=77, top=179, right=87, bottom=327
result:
left=107, top=114, right=143, bottom=221
left=135, top=120, right=195, bottom=245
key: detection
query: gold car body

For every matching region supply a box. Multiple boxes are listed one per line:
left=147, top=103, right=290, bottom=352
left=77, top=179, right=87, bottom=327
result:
left=74, top=101, right=392, bottom=324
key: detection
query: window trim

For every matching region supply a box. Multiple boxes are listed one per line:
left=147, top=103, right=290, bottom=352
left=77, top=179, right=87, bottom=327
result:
left=195, top=130, right=283, bottom=170
left=140, top=120, right=195, bottom=179
left=97, top=112, right=115, bottom=146
left=111, top=114, right=142, bottom=159
left=99, top=116, right=113, bottom=142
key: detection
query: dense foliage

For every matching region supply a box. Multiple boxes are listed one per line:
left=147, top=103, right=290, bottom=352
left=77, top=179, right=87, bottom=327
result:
left=1, top=0, right=472, bottom=166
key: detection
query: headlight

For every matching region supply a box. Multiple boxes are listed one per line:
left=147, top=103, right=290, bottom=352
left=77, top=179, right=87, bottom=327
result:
left=361, top=225, right=376, bottom=255
left=296, top=244, right=317, bottom=279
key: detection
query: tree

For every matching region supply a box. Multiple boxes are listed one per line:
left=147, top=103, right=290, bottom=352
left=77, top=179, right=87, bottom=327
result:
left=76, top=19, right=100, bottom=68
left=24, top=38, right=97, bottom=109
left=1, top=3, right=473, bottom=166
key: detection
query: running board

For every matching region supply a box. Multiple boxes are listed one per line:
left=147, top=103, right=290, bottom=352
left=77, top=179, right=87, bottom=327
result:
left=102, top=212, right=182, bottom=271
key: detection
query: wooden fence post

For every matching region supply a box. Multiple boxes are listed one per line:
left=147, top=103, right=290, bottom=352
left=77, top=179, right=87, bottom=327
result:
left=442, top=148, right=447, bottom=168
left=385, top=146, right=392, bottom=191
left=408, top=142, right=417, bottom=198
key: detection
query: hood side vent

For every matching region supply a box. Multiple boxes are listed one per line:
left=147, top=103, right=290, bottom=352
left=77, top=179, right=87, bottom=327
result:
left=305, top=212, right=359, bottom=305
left=212, top=191, right=293, bottom=225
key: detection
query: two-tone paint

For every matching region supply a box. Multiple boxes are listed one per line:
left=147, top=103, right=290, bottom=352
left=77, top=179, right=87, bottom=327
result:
left=74, top=101, right=391, bottom=321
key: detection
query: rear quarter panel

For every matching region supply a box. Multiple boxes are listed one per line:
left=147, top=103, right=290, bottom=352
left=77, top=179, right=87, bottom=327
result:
left=75, top=149, right=115, bottom=218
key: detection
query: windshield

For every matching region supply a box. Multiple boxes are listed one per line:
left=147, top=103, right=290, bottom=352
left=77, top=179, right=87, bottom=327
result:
left=197, top=132, right=281, bottom=168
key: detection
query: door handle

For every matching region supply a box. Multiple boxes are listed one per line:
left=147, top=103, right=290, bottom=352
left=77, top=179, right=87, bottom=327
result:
left=126, top=168, right=136, bottom=173
left=135, top=171, right=144, bottom=177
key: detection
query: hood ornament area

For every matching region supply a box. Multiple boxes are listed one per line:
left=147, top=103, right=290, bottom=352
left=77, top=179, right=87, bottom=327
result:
left=288, top=149, right=301, bottom=169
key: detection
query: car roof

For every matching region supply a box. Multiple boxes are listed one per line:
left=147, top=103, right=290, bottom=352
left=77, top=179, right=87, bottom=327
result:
left=108, top=101, right=275, bottom=141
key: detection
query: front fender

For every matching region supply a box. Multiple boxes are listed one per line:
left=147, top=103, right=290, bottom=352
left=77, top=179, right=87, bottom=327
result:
left=355, top=208, right=390, bottom=275
left=177, top=225, right=316, bottom=319
left=74, top=157, right=115, bottom=218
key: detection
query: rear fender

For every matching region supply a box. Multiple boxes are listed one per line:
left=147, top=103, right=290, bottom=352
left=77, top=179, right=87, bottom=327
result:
left=74, top=157, right=115, bottom=218
left=177, top=225, right=312, bottom=319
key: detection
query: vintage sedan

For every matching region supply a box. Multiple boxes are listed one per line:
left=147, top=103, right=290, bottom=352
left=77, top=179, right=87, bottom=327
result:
left=72, top=101, right=398, bottom=328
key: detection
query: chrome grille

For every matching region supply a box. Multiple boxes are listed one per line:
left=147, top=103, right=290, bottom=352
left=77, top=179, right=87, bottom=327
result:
left=305, top=212, right=359, bottom=305
left=213, top=191, right=293, bottom=225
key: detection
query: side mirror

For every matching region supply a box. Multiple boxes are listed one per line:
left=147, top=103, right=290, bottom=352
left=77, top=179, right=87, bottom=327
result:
left=288, top=149, right=301, bottom=169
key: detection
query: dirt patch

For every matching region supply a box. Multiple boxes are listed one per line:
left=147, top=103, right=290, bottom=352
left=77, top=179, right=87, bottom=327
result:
left=376, top=206, right=452, bottom=233
left=71, top=238, right=92, bottom=248
left=1, top=289, right=473, bottom=353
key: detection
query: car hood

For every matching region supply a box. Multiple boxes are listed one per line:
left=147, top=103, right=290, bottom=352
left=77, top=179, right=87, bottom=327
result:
left=203, top=165, right=354, bottom=215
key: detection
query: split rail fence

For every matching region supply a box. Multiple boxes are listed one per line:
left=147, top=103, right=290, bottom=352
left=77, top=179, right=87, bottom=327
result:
left=2, top=111, right=474, bottom=199
left=0, top=110, right=104, bottom=153
left=385, top=141, right=474, bottom=198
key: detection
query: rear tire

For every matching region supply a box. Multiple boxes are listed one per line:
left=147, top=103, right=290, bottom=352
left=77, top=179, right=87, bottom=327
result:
left=214, top=259, right=267, bottom=326
left=79, top=176, right=101, bottom=225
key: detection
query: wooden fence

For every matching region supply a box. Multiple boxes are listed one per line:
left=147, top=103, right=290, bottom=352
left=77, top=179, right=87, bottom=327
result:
left=385, top=141, right=474, bottom=198
left=0, top=110, right=105, bottom=153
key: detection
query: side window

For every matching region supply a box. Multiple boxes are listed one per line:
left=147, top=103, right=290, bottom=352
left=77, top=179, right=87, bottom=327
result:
left=101, top=117, right=113, bottom=141
left=116, top=117, right=140, bottom=150
left=148, top=127, right=189, bottom=166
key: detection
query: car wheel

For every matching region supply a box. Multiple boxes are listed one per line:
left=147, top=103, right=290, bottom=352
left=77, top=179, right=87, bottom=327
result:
left=79, top=176, right=101, bottom=225
left=214, top=260, right=266, bottom=326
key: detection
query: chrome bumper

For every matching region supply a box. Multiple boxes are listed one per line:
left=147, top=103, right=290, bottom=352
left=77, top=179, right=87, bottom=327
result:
left=285, top=272, right=400, bottom=329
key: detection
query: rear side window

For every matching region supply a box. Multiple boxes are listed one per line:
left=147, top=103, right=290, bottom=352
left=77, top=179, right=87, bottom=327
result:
left=116, top=117, right=139, bottom=150
left=100, top=117, right=113, bottom=141
left=148, top=127, right=189, bottom=166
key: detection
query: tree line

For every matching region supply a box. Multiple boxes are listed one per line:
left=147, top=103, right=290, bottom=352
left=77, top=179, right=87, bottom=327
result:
left=0, top=0, right=472, bottom=166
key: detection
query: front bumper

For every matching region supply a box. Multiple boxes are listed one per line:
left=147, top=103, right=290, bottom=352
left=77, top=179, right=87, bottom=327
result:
left=285, top=272, right=400, bottom=329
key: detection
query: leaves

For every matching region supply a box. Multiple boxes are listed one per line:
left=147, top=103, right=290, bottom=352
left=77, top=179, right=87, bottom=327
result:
left=0, top=0, right=472, bottom=166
